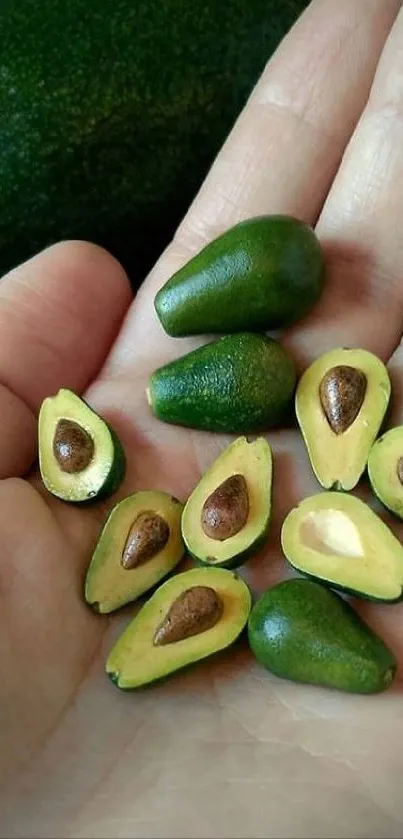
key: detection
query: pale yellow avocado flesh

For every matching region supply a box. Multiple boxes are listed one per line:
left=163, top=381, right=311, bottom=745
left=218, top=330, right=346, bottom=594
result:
left=368, top=427, right=403, bottom=520
left=281, top=492, right=403, bottom=601
left=181, top=436, right=272, bottom=566
left=39, top=388, right=115, bottom=501
left=106, top=567, right=252, bottom=688
left=295, top=348, right=391, bottom=490
left=85, top=491, right=185, bottom=613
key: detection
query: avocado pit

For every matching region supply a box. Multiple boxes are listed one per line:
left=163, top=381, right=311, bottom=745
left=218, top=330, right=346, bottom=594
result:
left=319, top=365, right=367, bottom=434
left=121, top=511, right=170, bottom=569
left=299, top=509, right=364, bottom=559
left=53, top=418, right=95, bottom=473
left=201, top=474, right=249, bottom=541
left=397, top=457, right=403, bottom=486
left=153, top=585, right=223, bottom=645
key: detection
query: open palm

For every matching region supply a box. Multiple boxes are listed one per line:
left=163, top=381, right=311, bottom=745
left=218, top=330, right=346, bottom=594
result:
left=3, top=2, right=403, bottom=836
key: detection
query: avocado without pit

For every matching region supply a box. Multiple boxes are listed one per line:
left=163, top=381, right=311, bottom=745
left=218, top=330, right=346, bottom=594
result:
left=248, top=578, right=397, bottom=694
left=295, top=347, right=391, bottom=490
left=38, top=388, right=126, bottom=503
left=154, top=215, right=324, bottom=336
left=85, top=490, right=185, bottom=613
left=147, top=332, right=296, bottom=433
left=106, top=566, right=252, bottom=688
left=368, top=427, right=403, bottom=520
left=281, top=491, right=403, bottom=602
left=182, top=436, right=272, bottom=568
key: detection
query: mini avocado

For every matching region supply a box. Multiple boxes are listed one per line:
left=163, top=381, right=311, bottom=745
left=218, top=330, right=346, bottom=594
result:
left=154, top=215, right=324, bottom=336
left=295, top=348, right=391, bottom=490
left=248, top=578, right=397, bottom=694
left=147, top=332, right=296, bottom=433
left=281, top=491, right=403, bottom=602
left=85, top=491, right=185, bottom=613
left=38, top=388, right=126, bottom=503
left=106, top=566, right=252, bottom=688
left=182, top=436, right=272, bottom=568
left=368, top=427, right=403, bottom=520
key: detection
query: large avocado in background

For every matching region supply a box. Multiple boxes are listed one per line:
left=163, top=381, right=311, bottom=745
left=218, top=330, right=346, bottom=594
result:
left=182, top=436, right=272, bottom=568
left=281, top=491, right=403, bottom=602
left=38, top=388, right=126, bottom=503
left=154, top=215, right=324, bottom=336
left=147, top=332, right=296, bottom=433
left=248, top=578, right=397, bottom=694
left=85, top=490, right=185, bottom=613
left=295, top=347, right=391, bottom=490
left=0, top=0, right=307, bottom=281
left=368, top=427, right=403, bottom=520
left=106, top=566, right=252, bottom=688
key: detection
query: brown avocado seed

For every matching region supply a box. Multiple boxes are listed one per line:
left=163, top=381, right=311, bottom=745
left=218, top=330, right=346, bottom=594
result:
left=53, top=418, right=95, bottom=473
left=319, top=365, right=367, bottom=434
left=121, top=511, right=170, bottom=569
left=153, top=585, right=223, bottom=646
left=201, top=474, right=249, bottom=541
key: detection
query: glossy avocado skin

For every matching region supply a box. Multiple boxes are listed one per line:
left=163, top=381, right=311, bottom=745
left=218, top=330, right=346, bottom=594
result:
left=155, top=216, right=324, bottom=336
left=0, top=0, right=306, bottom=280
left=248, top=579, right=397, bottom=694
left=148, top=332, right=297, bottom=433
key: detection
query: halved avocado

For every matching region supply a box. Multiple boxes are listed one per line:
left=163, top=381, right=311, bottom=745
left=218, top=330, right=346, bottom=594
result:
left=281, top=491, right=403, bottom=602
left=368, top=427, right=403, bottom=520
left=38, top=388, right=126, bottom=503
left=295, top=348, right=391, bottom=490
left=85, top=491, right=185, bottom=613
left=106, top=566, right=252, bottom=688
left=181, top=436, right=272, bottom=569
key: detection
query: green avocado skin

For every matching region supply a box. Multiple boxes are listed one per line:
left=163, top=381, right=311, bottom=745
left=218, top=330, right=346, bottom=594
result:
left=248, top=579, right=397, bottom=694
left=0, top=0, right=307, bottom=281
left=155, top=216, right=324, bottom=336
left=285, top=566, right=403, bottom=605
left=148, top=332, right=297, bottom=433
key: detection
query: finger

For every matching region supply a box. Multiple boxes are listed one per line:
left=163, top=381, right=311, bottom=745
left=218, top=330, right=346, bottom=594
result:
left=285, top=3, right=403, bottom=366
left=105, top=0, right=399, bottom=377
left=0, top=241, right=132, bottom=477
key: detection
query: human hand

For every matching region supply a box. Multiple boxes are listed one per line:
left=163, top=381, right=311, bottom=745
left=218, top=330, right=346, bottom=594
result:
left=3, top=1, right=403, bottom=835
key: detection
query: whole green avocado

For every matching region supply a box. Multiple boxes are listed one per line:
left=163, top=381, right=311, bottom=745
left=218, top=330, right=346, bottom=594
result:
left=147, top=332, right=296, bottom=433
left=155, top=215, right=324, bottom=335
left=248, top=579, right=397, bottom=694
left=0, top=0, right=307, bottom=283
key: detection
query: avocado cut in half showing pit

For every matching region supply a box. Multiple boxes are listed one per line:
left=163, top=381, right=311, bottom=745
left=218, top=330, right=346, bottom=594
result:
left=106, top=566, right=252, bottom=689
left=85, top=491, right=185, bottom=613
left=295, top=347, right=391, bottom=490
left=154, top=215, right=324, bottom=336
left=281, top=491, right=403, bottom=602
left=182, top=436, right=272, bottom=569
left=38, top=388, right=126, bottom=503
left=368, top=427, right=403, bottom=520
left=147, top=332, right=297, bottom=433
left=248, top=578, right=397, bottom=694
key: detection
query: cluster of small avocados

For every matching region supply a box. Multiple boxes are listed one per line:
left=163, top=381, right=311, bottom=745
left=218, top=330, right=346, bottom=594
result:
left=37, top=214, right=403, bottom=696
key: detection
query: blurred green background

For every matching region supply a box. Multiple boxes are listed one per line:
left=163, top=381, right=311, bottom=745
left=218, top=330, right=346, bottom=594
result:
left=0, top=0, right=309, bottom=285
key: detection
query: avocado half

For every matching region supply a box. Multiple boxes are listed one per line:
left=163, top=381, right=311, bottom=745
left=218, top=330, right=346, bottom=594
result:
left=281, top=491, right=403, bottom=602
left=181, top=436, right=272, bottom=569
left=106, top=566, right=252, bottom=688
left=85, top=490, right=185, bottom=613
left=38, top=388, right=126, bottom=503
left=368, top=427, right=403, bottom=520
left=295, top=348, right=391, bottom=490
